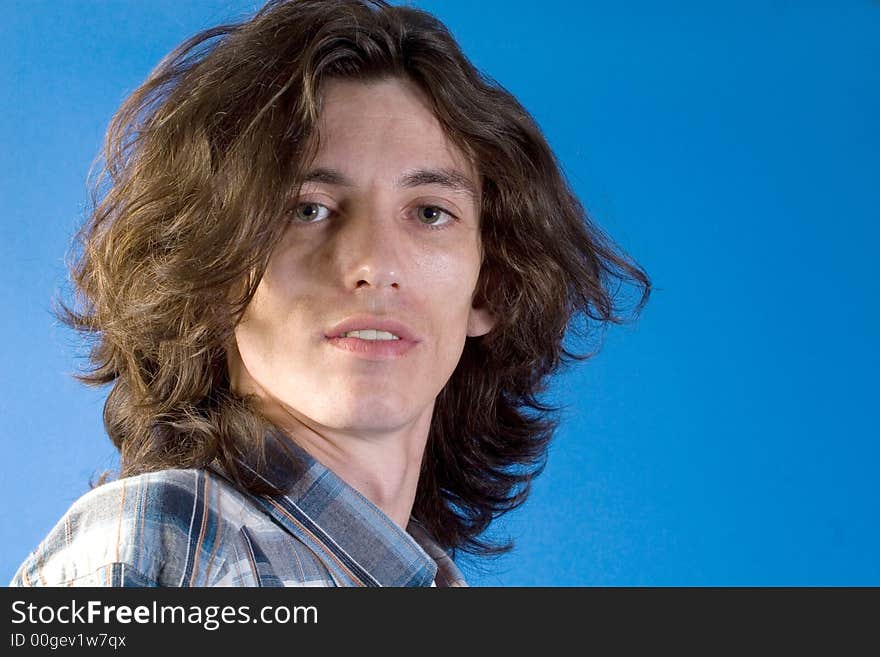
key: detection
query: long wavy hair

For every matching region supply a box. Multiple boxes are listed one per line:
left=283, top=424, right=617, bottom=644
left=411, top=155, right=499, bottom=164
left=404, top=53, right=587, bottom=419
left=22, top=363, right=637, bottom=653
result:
left=58, top=0, right=651, bottom=556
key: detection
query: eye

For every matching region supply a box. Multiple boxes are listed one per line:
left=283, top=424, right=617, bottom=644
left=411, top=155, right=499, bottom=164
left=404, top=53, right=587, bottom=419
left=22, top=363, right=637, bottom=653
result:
left=290, top=202, right=331, bottom=224
left=415, top=205, right=455, bottom=229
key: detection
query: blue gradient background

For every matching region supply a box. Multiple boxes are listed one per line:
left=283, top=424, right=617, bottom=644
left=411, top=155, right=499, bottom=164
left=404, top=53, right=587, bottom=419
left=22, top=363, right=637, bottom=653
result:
left=2, top=1, right=878, bottom=586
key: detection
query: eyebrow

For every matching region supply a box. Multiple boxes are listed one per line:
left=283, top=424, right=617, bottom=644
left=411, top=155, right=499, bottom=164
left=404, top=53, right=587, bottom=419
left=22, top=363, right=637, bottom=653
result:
left=301, top=166, right=478, bottom=199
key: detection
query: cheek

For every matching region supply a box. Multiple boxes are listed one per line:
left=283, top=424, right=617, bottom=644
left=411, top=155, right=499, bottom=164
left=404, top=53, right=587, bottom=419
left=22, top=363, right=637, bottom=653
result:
left=419, top=240, right=481, bottom=292
left=241, top=249, right=315, bottom=332
left=421, top=251, right=480, bottom=347
left=232, top=279, right=305, bottom=371
left=237, top=289, right=281, bottom=348
left=439, top=250, right=481, bottom=310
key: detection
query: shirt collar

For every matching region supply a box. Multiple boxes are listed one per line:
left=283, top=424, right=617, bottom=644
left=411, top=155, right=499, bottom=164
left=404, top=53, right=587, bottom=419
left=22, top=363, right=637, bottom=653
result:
left=213, top=429, right=465, bottom=587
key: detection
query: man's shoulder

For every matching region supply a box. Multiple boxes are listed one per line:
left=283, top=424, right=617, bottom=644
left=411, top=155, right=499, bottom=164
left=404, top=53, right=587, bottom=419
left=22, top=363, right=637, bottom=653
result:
left=10, top=468, right=261, bottom=587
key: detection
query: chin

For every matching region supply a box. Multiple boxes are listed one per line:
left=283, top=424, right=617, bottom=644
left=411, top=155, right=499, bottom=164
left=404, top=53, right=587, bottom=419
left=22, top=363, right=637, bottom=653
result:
left=320, top=394, right=416, bottom=430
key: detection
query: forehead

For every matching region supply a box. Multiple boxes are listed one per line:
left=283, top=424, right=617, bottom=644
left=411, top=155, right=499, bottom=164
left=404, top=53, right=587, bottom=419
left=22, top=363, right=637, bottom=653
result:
left=311, top=77, right=477, bottom=182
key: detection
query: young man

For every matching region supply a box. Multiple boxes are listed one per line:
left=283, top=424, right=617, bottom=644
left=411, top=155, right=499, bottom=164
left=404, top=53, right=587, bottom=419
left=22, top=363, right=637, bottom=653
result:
left=11, top=0, right=649, bottom=587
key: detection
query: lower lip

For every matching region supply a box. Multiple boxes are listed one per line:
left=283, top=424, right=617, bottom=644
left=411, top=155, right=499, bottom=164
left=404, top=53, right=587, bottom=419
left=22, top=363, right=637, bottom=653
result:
left=325, top=336, right=417, bottom=360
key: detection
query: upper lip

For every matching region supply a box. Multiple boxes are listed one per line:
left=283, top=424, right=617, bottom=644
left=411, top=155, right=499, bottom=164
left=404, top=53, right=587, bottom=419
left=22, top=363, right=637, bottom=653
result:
left=325, top=315, right=420, bottom=342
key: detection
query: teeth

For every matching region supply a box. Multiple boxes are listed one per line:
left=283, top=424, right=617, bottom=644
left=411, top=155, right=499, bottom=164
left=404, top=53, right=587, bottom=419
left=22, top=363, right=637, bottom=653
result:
left=341, top=329, right=400, bottom=340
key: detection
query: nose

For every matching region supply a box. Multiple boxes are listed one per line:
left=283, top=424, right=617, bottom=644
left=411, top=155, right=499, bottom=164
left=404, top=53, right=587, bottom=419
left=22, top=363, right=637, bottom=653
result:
left=337, top=207, right=403, bottom=292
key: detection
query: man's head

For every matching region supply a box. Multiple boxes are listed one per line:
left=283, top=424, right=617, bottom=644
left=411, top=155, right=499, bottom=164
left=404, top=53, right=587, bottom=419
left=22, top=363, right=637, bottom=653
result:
left=62, top=0, right=650, bottom=554
left=227, top=76, right=495, bottom=442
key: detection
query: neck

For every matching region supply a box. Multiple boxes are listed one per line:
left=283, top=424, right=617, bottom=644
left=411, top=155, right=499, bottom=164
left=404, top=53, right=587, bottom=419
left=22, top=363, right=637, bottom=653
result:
left=262, top=402, right=433, bottom=530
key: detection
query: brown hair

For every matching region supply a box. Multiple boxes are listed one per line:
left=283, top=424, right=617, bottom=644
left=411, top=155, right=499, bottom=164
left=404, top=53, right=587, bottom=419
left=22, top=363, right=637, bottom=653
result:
left=58, top=0, right=651, bottom=556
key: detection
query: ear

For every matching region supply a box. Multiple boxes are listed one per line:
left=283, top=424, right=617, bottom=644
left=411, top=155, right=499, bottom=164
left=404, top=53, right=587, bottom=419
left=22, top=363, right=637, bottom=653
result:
left=466, top=259, right=497, bottom=337
left=466, top=304, right=496, bottom=337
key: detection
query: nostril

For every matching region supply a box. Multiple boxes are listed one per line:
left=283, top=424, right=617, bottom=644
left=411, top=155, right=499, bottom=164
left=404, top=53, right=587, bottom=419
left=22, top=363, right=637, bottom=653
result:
left=354, top=279, right=398, bottom=289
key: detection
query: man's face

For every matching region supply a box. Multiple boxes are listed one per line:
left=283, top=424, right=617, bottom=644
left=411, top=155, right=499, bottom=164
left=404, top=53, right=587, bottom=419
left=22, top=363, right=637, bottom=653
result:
left=227, top=76, right=495, bottom=439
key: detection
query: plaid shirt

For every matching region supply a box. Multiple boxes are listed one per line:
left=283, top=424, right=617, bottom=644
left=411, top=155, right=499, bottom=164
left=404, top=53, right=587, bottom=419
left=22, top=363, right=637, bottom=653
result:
left=10, top=434, right=466, bottom=587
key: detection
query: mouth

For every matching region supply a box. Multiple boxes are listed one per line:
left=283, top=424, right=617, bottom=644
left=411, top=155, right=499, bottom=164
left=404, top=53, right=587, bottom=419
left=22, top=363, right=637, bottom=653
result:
left=324, top=334, right=417, bottom=360
left=323, top=315, right=420, bottom=361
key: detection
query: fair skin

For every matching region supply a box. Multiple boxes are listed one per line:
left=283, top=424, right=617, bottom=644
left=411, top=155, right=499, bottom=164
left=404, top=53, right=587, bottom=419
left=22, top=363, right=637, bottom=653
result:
left=226, top=76, right=496, bottom=529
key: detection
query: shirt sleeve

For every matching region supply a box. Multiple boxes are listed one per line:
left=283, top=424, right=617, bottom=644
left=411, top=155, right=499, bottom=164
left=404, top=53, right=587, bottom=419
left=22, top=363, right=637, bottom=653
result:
left=8, top=469, right=228, bottom=587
